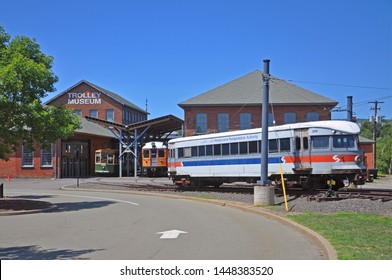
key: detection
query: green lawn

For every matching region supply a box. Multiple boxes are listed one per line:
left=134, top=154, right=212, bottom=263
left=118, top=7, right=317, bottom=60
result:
left=287, top=212, right=392, bottom=260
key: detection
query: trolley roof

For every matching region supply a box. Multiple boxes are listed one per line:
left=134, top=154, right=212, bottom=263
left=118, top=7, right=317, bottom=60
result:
left=169, top=120, right=360, bottom=144
left=142, top=142, right=167, bottom=149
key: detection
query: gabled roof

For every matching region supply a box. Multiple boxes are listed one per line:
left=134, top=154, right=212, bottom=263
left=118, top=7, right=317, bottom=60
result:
left=45, top=80, right=147, bottom=114
left=179, top=70, right=338, bottom=107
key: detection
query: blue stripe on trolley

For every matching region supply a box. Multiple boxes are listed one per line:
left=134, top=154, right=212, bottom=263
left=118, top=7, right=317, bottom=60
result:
left=182, top=157, right=283, bottom=167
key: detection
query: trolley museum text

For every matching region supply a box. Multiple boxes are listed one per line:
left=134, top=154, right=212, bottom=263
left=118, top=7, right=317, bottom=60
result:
left=67, top=92, right=102, bottom=105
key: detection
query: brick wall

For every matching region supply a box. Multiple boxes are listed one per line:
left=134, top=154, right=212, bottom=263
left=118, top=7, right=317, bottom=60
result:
left=183, top=104, right=334, bottom=136
left=47, top=83, right=124, bottom=123
left=0, top=142, right=56, bottom=179
left=359, top=143, right=374, bottom=169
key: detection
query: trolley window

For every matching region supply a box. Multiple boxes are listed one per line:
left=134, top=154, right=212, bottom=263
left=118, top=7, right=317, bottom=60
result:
left=240, top=142, right=248, bottom=154
left=101, top=154, right=107, bottom=163
left=295, top=137, right=301, bottom=151
left=303, top=137, right=309, bottom=150
left=230, top=143, right=239, bottom=155
left=269, top=139, right=278, bottom=153
left=198, top=146, right=206, bottom=157
left=143, top=150, right=149, bottom=158
left=158, top=149, right=165, bottom=157
left=222, top=143, right=230, bottom=155
left=249, top=141, right=258, bottom=154
left=280, top=138, right=291, bottom=152
left=333, top=135, right=355, bottom=148
left=184, top=147, right=191, bottom=158
left=95, top=152, right=101, bottom=164
left=191, top=146, right=198, bottom=157
left=107, top=154, right=114, bottom=164
left=178, top=148, right=184, bottom=158
left=206, top=145, right=213, bottom=156
left=214, top=144, right=221, bottom=156
left=312, top=136, right=330, bottom=149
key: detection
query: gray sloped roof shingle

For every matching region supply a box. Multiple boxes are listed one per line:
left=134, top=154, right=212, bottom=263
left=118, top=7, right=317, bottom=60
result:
left=178, top=70, right=338, bottom=107
left=76, top=117, right=115, bottom=138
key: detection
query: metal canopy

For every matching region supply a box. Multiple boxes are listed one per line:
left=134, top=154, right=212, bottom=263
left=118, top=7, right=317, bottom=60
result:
left=85, top=114, right=183, bottom=137
left=84, top=114, right=183, bottom=177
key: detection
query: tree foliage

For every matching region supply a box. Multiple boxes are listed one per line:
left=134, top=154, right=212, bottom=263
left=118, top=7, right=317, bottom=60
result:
left=360, top=119, right=392, bottom=174
left=0, top=25, right=81, bottom=160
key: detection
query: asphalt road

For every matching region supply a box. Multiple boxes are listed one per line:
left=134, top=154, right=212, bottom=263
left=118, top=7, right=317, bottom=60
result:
left=0, top=179, right=327, bottom=260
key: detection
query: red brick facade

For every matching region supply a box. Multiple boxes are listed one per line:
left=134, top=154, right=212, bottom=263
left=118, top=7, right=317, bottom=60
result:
left=1, top=80, right=146, bottom=179
left=183, top=104, right=334, bottom=136
left=48, top=83, right=123, bottom=123
left=0, top=142, right=55, bottom=178
left=47, top=82, right=146, bottom=124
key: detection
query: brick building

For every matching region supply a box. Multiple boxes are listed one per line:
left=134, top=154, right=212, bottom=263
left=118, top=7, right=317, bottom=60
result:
left=0, top=80, right=148, bottom=178
left=179, top=70, right=338, bottom=136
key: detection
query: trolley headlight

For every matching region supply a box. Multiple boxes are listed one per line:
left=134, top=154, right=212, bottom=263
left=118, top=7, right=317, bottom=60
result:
left=355, top=155, right=363, bottom=165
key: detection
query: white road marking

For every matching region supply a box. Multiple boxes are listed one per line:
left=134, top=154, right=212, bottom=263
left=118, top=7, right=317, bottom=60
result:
left=156, top=229, right=188, bottom=239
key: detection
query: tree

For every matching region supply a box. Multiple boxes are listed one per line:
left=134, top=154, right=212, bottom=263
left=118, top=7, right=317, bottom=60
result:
left=0, top=25, right=81, bottom=160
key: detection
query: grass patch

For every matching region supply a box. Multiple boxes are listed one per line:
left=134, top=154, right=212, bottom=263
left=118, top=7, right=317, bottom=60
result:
left=287, top=212, right=392, bottom=260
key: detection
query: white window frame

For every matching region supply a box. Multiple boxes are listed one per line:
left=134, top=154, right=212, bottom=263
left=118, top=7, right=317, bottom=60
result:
left=89, top=109, right=98, bottom=118
left=217, top=113, right=229, bottom=132
left=40, top=145, right=53, bottom=167
left=195, top=113, right=207, bottom=134
left=284, top=112, right=297, bottom=124
left=106, top=109, right=114, bottom=122
left=22, top=144, right=34, bottom=167
left=240, top=113, right=251, bottom=130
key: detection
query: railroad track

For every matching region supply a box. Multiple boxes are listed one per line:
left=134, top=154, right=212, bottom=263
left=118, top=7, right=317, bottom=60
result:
left=307, top=188, right=392, bottom=202
left=81, top=178, right=392, bottom=202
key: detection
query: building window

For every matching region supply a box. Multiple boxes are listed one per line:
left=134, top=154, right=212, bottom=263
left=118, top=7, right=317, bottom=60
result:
left=268, top=112, right=275, bottom=126
left=22, top=144, right=34, bottom=167
left=89, top=109, right=98, bottom=118
left=306, top=112, right=319, bottom=122
left=106, top=109, right=114, bottom=122
left=195, top=113, right=207, bottom=134
left=41, top=145, right=53, bottom=167
left=239, top=113, right=251, bottom=130
left=217, top=113, right=229, bottom=132
left=73, top=109, right=82, bottom=116
left=284, top=112, right=297, bottom=124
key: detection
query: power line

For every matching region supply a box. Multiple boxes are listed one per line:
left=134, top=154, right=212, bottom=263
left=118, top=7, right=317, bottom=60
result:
left=286, top=79, right=392, bottom=91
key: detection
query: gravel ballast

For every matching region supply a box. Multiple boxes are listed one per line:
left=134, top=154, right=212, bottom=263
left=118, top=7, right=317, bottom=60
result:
left=69, top=181, right=392, bottom=218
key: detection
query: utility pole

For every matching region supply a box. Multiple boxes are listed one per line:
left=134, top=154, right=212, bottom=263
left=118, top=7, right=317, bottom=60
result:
left=347, top=96, right=353, bottom=121
left=254, top=59, right=274, bottom=206
left=369, top=100, right=384, bottom=169
left=260, top=59, right=270, bottom=185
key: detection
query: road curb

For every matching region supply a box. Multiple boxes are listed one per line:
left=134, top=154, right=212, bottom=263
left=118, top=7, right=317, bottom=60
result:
left=61, top=186, right=337, bottom=260
left=0, top=204, right=57, bottom=216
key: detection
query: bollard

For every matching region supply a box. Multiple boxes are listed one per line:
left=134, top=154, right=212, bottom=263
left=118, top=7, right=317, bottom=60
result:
left=0, top=183, right=3, bottom=198
left=254, top=185, right=275, bottom=206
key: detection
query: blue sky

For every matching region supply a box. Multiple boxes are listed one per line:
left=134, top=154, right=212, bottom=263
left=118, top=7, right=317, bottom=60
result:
left=2, top=0, right=391, bottom=120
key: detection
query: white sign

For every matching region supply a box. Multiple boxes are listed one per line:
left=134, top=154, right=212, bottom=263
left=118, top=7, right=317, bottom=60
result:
left=67, top=92, right=102, bottom=105
left=156, top=229, right=188, bottom=239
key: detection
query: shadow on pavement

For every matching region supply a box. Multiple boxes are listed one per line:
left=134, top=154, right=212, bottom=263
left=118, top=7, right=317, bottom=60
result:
left=53, top=200, right=116, bottom=212
left=0, top=245, right=103, bottom=260
left=13, top=195, right=55, bottom=200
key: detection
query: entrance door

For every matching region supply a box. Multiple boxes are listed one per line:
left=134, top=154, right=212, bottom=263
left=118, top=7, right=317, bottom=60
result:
left=150, top=149, right=158, bottom=167
left=61, top=140, right=90, bottom=178
left=294, top=129, right=311, bottom=172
